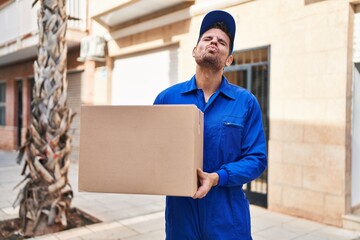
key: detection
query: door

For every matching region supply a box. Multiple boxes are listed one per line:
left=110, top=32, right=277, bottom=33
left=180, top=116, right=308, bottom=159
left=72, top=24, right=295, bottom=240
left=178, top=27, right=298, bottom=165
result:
left=17, top=80, right=23, bottom=148
left=0, top=81, right=5, bottom=126
left=224, top=46, right=270, bottom=208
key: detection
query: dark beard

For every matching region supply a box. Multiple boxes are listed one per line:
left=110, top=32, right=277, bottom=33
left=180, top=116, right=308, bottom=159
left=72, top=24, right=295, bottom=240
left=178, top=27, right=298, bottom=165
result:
left=194, top=53, right=223, bottom=72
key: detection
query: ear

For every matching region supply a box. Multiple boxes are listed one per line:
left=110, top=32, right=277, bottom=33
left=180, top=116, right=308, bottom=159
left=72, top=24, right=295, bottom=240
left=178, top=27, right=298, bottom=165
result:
left=225, top=55, right=233, bottom=67
left=192, top=46, right=197, bottom=58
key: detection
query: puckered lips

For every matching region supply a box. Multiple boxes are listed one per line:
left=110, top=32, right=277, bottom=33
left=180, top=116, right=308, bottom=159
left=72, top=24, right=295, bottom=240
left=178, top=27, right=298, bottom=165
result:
left=206, top=45, right=218, bottom=54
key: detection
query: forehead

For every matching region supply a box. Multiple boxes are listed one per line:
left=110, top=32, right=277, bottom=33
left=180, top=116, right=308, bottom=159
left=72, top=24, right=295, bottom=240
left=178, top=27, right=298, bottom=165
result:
left=201, top=28, right=230, bottom=43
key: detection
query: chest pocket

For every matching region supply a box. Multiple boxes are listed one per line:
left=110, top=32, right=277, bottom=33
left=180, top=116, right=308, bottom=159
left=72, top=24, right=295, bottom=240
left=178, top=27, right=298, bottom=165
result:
left=220, top=115, right=245, bottom=160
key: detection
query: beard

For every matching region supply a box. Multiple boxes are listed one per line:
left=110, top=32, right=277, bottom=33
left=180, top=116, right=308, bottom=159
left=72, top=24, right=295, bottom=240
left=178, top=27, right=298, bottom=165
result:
left=194, top=52, right=224, bottom=72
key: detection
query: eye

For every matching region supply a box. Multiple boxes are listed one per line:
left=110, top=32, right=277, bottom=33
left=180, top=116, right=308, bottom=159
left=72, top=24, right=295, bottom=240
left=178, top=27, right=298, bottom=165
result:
left=219, top=39, right=227, bottom=46
left=203, top=36, right=212, bottom=41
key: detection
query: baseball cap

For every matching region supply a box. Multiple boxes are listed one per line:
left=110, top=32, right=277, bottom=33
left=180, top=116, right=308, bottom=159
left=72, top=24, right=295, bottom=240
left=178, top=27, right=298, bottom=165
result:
left=198, top=10, right=236, bottom=54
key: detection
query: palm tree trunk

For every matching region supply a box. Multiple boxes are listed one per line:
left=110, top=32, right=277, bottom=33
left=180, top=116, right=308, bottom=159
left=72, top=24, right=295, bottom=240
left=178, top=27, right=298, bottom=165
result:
left=14, top=0, right=75, bottom=236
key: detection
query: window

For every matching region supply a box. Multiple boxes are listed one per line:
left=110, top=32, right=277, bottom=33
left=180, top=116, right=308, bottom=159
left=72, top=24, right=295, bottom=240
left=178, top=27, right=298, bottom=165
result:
left=224, top=47, right=269, bottom=120
left=0, top=82, right=5, bottom=125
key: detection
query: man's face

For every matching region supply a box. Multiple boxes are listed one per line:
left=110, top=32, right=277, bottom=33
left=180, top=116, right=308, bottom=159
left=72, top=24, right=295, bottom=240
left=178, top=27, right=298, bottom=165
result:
left=193, top=28, right=233, bottom=71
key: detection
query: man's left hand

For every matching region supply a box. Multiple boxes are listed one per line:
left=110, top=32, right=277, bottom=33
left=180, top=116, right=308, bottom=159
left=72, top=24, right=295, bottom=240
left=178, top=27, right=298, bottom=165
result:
left=193, top=168, right=219, bottom=199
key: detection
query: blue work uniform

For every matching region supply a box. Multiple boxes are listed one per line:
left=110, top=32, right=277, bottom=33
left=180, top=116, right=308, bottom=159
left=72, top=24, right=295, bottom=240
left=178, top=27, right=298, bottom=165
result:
left=154, top=75, right=267, bottom=240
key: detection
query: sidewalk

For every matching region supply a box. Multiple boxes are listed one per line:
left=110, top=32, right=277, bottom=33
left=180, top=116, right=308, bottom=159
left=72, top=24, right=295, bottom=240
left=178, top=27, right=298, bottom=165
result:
left=1, top=150, right=360, bottom=240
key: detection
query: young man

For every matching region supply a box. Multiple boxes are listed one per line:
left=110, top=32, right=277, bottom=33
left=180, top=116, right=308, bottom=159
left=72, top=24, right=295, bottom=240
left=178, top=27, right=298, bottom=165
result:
left=154, top=10, right=267, bottom=240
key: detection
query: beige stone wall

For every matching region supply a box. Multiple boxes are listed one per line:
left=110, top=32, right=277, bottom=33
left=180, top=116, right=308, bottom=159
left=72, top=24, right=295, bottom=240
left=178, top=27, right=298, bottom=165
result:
left=104, top=0, right=354, bottom=227
left=186, top=2, right=351, bottom=226
left=220, top=0, right=351, bottom=226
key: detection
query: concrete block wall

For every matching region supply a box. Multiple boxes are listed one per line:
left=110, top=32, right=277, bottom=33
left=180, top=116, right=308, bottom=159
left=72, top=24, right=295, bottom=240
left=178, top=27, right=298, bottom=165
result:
left=183, top=0, right=352, bottom=226
left=237, top=0, right=351, bottom=226
left=132, top=0, right=350, bottom=227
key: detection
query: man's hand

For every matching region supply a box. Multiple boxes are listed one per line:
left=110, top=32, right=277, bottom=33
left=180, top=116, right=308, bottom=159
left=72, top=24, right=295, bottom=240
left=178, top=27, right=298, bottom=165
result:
left=193, top=168, right=219, bottom=199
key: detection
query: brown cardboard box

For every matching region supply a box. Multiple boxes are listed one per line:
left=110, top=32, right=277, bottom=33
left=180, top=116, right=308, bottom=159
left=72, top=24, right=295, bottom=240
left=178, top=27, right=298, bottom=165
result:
left=78, top=105, right=203, bottom=197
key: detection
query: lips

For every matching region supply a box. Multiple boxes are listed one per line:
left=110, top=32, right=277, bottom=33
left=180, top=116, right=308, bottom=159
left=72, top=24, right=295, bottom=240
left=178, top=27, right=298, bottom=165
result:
left=206, top=45, right=218, bottom=52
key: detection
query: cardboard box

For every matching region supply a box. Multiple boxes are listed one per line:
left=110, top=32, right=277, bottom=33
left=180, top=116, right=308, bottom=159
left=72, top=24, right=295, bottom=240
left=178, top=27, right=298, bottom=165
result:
left=78, top=105, right=203, bottom=197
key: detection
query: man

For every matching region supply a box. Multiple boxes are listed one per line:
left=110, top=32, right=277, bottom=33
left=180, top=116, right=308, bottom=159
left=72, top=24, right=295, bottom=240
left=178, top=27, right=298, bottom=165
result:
left=154, top=10, right=267, bottom=240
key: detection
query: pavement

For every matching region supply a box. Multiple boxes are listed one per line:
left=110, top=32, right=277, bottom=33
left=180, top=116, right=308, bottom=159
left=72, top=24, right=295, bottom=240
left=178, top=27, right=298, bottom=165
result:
left=0, top=150, right=360, bottom=240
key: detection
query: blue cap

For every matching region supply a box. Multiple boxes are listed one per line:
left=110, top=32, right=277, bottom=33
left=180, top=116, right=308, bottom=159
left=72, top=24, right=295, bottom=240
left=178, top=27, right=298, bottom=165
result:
left=199, top=10, right=236, bottom=54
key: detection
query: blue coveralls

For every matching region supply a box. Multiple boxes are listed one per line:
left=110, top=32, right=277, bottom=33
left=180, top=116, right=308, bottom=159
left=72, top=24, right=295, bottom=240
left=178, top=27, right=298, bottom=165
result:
left=154, top=75, right=267, bottom=240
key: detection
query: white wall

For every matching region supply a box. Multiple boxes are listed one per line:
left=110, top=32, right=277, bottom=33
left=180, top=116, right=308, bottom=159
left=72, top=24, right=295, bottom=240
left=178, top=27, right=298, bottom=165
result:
left=112, top=47, right=178, bottom=105
left=0, top=0, right=38, bottom=44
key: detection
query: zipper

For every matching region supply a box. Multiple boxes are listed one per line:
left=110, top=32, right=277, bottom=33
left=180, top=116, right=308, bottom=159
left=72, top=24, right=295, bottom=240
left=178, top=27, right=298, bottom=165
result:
left=223, top=121, right=243, bottom=128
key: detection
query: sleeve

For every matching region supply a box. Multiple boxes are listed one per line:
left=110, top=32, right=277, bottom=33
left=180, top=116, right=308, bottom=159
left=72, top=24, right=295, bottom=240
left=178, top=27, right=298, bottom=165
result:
left=153, top=92, right=164, bottom=105
left=216, top=96, right=267, bottom=187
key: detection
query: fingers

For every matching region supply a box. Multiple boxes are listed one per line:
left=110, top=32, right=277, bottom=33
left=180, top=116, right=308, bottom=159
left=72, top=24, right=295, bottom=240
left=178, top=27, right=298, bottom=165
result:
left=192, top=168, right=209, bottom=199
left=193, top=190, right=207, bottom=199
left=197, top=168, right=205, bottom=179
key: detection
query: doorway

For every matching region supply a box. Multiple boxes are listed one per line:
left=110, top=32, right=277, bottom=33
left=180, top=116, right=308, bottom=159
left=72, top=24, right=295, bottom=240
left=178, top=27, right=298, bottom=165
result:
left=17, top=80, right=23, bottom=148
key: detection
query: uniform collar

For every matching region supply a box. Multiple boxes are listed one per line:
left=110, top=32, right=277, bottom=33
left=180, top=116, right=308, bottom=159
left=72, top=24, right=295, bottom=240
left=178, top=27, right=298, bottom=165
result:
left=181, top=75, right=236, bottom=100
left=180, top=75, right=198, bottom=93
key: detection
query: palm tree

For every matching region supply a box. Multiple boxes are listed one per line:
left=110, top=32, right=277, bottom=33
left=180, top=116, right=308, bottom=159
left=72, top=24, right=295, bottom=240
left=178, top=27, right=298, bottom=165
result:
left=14, top=0, right=75, bottom=235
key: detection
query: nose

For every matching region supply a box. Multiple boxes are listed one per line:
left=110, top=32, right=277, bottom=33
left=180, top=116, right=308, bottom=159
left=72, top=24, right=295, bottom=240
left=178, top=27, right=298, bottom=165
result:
left=210, top=37, right=218, bottom=45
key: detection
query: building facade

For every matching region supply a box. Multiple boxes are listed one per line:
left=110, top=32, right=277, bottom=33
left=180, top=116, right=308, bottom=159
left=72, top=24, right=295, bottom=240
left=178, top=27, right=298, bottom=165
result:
left=0, top=0, right=359, bottom=231
left=0, top=0, right=111, bottom=160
